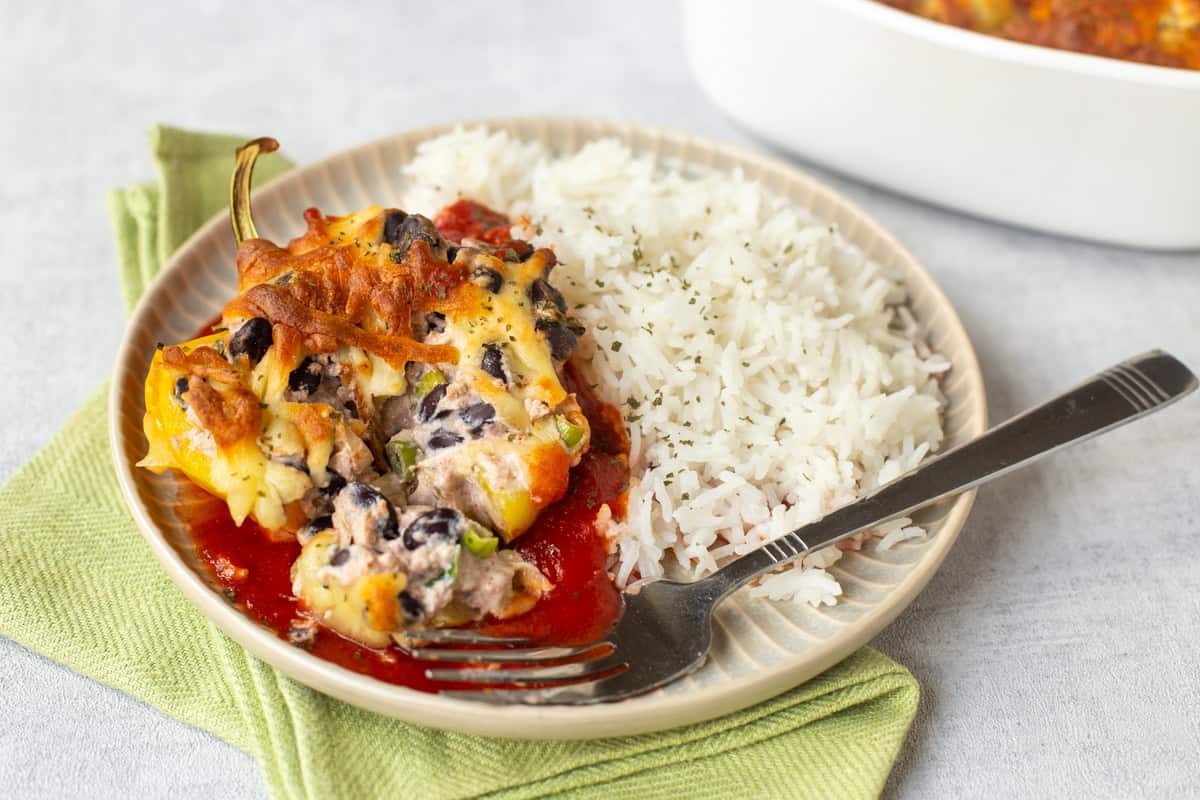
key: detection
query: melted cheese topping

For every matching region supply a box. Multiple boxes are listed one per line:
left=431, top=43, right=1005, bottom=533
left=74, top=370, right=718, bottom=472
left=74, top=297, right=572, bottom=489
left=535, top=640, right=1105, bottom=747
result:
left=139, top=204, right=588, bottom=540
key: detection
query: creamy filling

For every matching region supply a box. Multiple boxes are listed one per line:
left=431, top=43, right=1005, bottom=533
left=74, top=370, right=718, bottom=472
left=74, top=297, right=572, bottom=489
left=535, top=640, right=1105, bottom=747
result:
left=306, top=484, right=547, bottom=628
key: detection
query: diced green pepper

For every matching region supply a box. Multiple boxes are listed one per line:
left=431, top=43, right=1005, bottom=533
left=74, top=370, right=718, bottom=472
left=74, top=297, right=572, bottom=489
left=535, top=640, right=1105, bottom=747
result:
left=386, top=438, right=420, bottom=480
left=463, top=524, right=499, bottom=559
left=555, top=414, right=585, bottom=448
left=474, top=469, right=538, bottom=541
left=413, top=369, right=446, bottom=399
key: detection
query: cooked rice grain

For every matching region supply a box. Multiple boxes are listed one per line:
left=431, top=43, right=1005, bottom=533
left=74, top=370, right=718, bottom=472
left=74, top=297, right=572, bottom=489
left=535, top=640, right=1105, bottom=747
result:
left=403, top=128, right=948, bottom=607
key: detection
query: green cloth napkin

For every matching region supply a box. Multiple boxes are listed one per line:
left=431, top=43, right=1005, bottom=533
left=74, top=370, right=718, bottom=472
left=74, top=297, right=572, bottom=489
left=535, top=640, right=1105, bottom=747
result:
left=0, top=125, right=919, bottom=800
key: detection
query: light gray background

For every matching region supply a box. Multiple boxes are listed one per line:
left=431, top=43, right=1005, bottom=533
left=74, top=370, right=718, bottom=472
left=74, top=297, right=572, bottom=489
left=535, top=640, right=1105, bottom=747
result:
left=2, top=1, right=1197, bottom=797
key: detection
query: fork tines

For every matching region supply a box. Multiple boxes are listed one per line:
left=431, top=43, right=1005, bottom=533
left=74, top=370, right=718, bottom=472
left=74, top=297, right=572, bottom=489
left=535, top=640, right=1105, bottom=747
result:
left=394, top=629, right=532, bottom=647
left=425, top=656, right=623, bottom=685
left=404, top=642, right=611, bottom=664
left=394, top=629, right=623, bottom=694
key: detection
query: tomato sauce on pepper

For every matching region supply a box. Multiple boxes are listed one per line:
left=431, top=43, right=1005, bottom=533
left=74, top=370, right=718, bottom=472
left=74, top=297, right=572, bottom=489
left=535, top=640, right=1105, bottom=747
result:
left=182, top=202, right=628, bottom=692
left=184, top=389, right=627, bottom=691
left=485, top=363, right=627, bottom=646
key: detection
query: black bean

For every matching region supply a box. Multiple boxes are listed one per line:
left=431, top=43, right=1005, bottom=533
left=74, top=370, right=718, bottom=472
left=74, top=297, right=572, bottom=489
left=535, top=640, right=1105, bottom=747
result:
left=173, top=376, right=189, bottom=409
left=382, top=210, right=408, bottom=244
left=274, top=454, right=309, bottom=474
left=342, top=482, right=400, bottom=540
left=427, top=429, right=463, bottom=450
left=385, top=213, right=442, bottom=259
left=446, top=245, right=459, bottom=264
left=535, top=318, right=577, bottom=361
left=344, top=482, right=385, bottom=509
left=460, top=402, right=495, bottom=433
left=299, top=514, right=332, bottom=540
left=398, top=590, right=423, bottom=621
left=402, top=507, right=463, bottom=550
left=418, top=382, right=447, bottom=423
left=481, top=344, right=506, bottom=383
left=472, top=266, right=503, bottom=293
left=329, top=547, right=350, bottom=567
left=229, top=317, right=273, bottom=364
left=425, top=311, right=446, bottom=335
left=343, top=399, right=358, bottom=419
left=321, top=473, right=346, bottom=497
left=380, top=516, right=401, bottom=541
left=529, top=277, right=566, bottom=312
left=514, top=240, right=536, bottom=262
left=288, top=356, right=322, bottom=396
left=404, top=213, right=442, bottom=247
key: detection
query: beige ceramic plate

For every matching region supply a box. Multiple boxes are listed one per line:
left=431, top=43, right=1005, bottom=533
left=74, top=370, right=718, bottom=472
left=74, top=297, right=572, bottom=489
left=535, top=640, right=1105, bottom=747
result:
left=110, top=118, right=987, bottom=739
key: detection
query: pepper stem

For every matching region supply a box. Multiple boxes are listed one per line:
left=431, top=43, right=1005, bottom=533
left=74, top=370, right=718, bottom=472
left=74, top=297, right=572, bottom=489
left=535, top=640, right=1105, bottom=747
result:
left=229, top=137, right=280, bottom=244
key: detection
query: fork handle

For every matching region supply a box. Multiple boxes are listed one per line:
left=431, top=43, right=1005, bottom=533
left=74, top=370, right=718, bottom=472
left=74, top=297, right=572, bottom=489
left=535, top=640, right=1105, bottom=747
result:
left=702, top=350, right=1197, bottom=599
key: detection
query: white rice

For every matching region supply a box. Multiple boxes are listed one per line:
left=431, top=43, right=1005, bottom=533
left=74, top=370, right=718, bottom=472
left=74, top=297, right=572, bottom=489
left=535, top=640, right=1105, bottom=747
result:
left=402, top=127, right=948, bottom=608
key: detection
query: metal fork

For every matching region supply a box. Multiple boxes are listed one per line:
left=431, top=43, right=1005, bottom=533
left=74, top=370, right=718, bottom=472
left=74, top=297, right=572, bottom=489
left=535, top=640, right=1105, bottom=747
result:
left=400, top=350, right=1196, bottom=704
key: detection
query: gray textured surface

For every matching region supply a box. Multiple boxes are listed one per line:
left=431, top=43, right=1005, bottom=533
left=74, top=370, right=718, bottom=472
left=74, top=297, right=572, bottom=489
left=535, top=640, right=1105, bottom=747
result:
left=1, top=1, right=1197, bottom=797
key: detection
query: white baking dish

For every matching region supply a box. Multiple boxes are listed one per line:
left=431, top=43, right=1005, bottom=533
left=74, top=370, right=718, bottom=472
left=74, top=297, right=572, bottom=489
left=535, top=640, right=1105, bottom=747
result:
left=682, top=0, right=1200, bottom=250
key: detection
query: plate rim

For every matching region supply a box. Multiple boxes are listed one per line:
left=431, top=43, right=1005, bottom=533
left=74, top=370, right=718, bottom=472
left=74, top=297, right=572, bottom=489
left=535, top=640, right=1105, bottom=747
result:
left=109, top=115, right=987, bottom=739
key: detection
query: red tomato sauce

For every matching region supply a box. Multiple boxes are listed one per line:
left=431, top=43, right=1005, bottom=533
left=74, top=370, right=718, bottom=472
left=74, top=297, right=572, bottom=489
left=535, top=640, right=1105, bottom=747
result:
left=183, top=388, right=627, bottom=691
left=182, top=202, right=628, bottom=692
left=182, top=491, right=448, bottom=690
left=487, top=401, right=627, bottom=645
left=198, top=315, right=222, bottom=337
left=434, top=198, right=517, bottom=245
